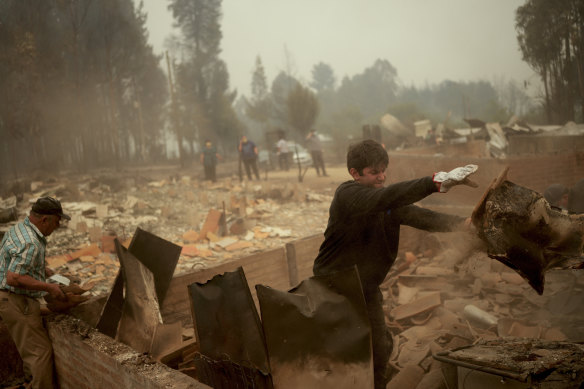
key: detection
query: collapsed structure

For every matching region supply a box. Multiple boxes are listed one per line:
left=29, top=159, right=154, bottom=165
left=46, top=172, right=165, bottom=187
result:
left=1, top=125, right=583, bottom=388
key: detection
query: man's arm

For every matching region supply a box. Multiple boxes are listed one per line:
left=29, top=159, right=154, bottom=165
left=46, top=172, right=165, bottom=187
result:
left=391, top=204, right=466, bottom=232
left=7, top=271, right=65, bottom=300
left=339, top=177, right=438, bottom=216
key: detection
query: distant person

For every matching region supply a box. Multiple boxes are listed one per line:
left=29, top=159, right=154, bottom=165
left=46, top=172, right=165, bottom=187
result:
left=568, top=179, right=584, bottom=214
left=0, top=197, right=70, bottom=389
left=238, top=135, right=260, bottom=180
left=200, top=140, right=222, bottom=182
left=305, top=129, right=328, bottom=177
left=424, top=128, right=437, bottom=145
left=276, top=135, right=290, bottom=171
left=543, top=183, right=570, bottom=210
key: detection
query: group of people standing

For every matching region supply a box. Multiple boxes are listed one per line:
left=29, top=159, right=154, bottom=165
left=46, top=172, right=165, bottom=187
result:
left=200, top=130, right=328, bottom=182
left=199, top=135, right=261, bottom=182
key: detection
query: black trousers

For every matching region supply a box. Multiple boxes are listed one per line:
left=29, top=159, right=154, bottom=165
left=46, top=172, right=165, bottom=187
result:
left=204, top=164, right=216, bottom=182
left=243, top=158, right=260, bottom=180
left=364, top=287, right=391, bottom=389
left=310, top=150, right=327, bottom=175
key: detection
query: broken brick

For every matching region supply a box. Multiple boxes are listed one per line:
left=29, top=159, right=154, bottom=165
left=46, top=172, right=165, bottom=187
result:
left=225, top=241, right=253, bottom=251
left=70, top=244, right=102, bottom=261
left=181, top=244, right=199, bottom=257
left=182, top=230, right=199, bottom=242
left=199, top=209, right=221, bottom=240
left=101, top=235, right=116, bottom=253
left=46, top=255, right=70, bottom=268
left=390, top=292, right=441, bottom=321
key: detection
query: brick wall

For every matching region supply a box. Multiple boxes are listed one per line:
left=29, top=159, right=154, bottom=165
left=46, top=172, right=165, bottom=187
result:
left=160, top=230, right=435, bottom=328
left=395, top=140, right=488, bottom=158
left=47, top=315, right=209, bottom=389
left=509, top=135, right=584, bottom=155
left=161, top=248, right=290, bottom=325
left=387, top=151, right=584, bottom=207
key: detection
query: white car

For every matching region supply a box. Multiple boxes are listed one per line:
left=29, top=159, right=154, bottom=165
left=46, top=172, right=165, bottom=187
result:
left=286, top=142, right=313, bottom=167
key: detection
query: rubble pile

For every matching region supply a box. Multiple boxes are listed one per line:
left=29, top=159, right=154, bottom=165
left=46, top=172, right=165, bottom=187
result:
left=0, top=171, right=332, bottom=297
left=381, top=231, right=584, bottom=388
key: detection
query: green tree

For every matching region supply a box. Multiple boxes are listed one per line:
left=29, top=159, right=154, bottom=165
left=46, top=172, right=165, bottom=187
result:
left=0, top=0, right=168, bottom=177
left=287, top=84, right=319, bottom=137
left=516, top=0, right=584, bottom=122
left=169, top=0, right=241, bottom=155
left=246, top=56, right=271, bottom=125
left=270, top=71, right=301, bottom=131
left=336, top=59, right=399, bottom=122
left=310, top=62, right=336, bottom=92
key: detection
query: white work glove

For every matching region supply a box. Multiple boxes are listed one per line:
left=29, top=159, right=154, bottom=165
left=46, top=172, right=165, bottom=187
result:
left=433, top=165, right=479, bottom=193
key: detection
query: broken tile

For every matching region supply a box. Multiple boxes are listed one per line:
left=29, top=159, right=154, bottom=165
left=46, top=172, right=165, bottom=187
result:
left=70, top=244, right=102, bottom=261
left=46, top=255, right=70, bottom=268
left=182, top=229, right=199, bottom=242
left=229, top=219, right=247, bottom=235
left=386, top=365, right=424, bottom=389
left=79, top=255, right=94, bottom=263
left=397, top=283, right=419, bottom=305
left=397, top=340, right=430, bottom=368
left=501, top=271, right=524, bottom=285
left=215, top=237, right=238, bottom=249
left=399, top=317, right=442, bottom=342
left=225, top=241, right=253, bottom=251
left=101, top=235, right=116, bottom=253
left=390, top=292, right=441, bottom=321
left=206, top=231, right=220, bottom=243
left=199, top=209, right=221, bottom=240
left=181, top=244, right=199, bottom=257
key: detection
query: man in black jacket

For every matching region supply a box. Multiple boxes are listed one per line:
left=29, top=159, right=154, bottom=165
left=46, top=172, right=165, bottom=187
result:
left=313, top=139, right=478, bottom=388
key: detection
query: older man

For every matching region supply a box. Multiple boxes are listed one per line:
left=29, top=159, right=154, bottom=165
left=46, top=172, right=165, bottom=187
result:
left=0, top=197, right=69, bottom=389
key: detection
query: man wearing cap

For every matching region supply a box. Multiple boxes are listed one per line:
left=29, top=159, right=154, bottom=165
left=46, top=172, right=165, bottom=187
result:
left=0, top=197, right=69, bottom=389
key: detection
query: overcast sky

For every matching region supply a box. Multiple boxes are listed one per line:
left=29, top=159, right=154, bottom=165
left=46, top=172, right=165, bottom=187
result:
left=142, top=0, right=536, bottom=97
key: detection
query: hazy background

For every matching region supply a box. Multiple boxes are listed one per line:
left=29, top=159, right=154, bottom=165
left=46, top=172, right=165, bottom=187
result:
left=142, top=0, right=536, bottom=96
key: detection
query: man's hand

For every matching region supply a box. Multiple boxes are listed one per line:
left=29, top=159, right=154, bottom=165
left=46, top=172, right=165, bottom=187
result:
left=45, top=267, right=55, bottom=277
left=433, top=165, right=479, bottom=193
left=46, top=283, right=66, bottom=301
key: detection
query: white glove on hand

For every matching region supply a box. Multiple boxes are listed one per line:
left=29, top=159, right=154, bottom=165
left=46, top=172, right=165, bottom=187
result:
left=433, top=164, right=479, bottom=193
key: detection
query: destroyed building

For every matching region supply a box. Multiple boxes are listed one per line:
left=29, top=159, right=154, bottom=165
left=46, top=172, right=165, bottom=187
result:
left=1, top=129, right=583, bottom=388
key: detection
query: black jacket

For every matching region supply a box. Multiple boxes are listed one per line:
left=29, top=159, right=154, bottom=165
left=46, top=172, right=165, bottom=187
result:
left=313, top=177, right=464, bottom=292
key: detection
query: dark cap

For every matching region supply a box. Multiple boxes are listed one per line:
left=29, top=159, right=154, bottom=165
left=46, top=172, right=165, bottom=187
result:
left=32, top=197, right=71, bottom=220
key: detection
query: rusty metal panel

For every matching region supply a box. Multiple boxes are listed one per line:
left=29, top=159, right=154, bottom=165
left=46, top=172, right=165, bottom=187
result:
left=256, top=267, right=373, bottom=389
left=96, top=228, right=181, bottom=337
left=193, top=353, right=272, bottom=389
left=188, top=267, right=271, bottom=377
left=127, top=227, right=182, bottom=305
left=116, top=240, right=162, bottom=353
left=96, top=271, right=124, bottom=337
